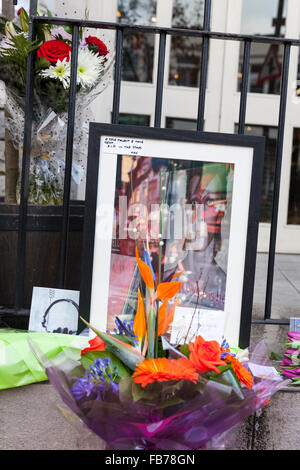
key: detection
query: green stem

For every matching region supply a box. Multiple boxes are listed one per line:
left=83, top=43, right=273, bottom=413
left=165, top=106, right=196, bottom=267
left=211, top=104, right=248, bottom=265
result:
left=158, top=170, right=163, bottom=284
left=147, top=306, right=156, bottom=359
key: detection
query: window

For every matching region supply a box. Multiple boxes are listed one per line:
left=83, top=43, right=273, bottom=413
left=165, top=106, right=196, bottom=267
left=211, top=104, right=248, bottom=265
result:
left=166, top=117, right=197, bottom=130
left=288, top=128, right=300, bottom=225
left=235, top=124, right=277, bottom=223
left=117, top=0, right=157, bottom=83
left=118, top=113, right=150, bottom=126
left=168, top=0, right=204, bottom=87
left=238, top=0, right=286, bottom=95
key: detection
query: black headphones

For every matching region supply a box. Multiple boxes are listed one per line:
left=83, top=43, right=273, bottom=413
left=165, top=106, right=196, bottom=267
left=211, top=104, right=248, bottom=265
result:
left=41, top=298, right=79, bottom=334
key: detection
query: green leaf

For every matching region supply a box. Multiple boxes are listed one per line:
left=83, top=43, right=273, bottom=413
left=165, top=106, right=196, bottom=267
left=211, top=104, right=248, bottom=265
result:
left=20, top=8, right=29, bottom=33
left=0, top=34, right=40, bottom=68
left=147, top=306, right=156, bottom=358
left=81, top=350, right=131, bottom=380
left=209, top=366, right=245, bottom=400
left=64, top=26, right=73, bottom=35
left=157, top=337, right=167, bottom=359
left=157, top=396, right=184, bottom=408
left=285, top=341, right=300, bottom=350
left=118, top=377, right=134, bottom=402
left=131, top=381, right=161, bottom=402
left=179, top=343, right=190, bottom=358
left=110, top=334, right=136, bottom=347
left=80, top=317, right=144, bottom=371
left=269, top=351, right=282, bottom=361
left=35, top=57, right=50, bottom=71
left=88, top=44, right=99, bottom=54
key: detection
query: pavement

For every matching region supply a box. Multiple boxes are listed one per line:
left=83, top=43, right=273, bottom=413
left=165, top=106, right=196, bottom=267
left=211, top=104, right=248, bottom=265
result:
left=253, top=253, right=300, bottom=320
left=0, top=253, right=299, bottom=450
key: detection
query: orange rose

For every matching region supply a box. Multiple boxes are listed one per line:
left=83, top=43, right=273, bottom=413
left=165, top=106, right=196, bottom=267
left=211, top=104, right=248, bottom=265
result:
left=189, top=336, right=226, bottom=374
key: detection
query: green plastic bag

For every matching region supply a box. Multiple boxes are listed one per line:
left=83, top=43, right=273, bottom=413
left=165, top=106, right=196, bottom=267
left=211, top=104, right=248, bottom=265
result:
left=0, top=329, right=88, bottom=390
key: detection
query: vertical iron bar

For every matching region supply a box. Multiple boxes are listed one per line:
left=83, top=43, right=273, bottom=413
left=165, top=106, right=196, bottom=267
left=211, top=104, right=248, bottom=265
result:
left=264, top=43, right=291, bottom=320
left=14, top=2, right=37, bottom=310
left=238, top=40, right=251, bottom=134
left=112, top=27, right=123, bottom=124
left=154, top=31, right=166, bottom=128
left=58, top=25, right=79, bottom=288
left=197, top=0, right=212, bottom=131
left=29, top=1, right=38, bottom=16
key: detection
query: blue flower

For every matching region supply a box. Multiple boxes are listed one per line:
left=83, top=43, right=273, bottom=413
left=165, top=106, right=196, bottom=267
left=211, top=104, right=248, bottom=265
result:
left=111, top=381, right=119, bottom=394
left=144, top=250, right=156, bottom=281
left=71, top=356, right=120, bottom=402
left=71, top=375, right=95, bottom=401
left=114, top=317, right=136, bottom=338
left=221, top=337, right=230, bottom=350
left=221, top=337, right=236, bottom=360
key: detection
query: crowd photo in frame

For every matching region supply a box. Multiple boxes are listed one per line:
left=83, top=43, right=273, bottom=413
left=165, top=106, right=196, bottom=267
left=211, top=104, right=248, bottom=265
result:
left=79, top=124, right=265, bottom=348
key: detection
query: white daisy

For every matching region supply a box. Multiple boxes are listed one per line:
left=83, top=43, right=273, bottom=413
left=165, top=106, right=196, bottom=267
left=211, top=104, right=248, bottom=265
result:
left=76, top=48, right=101, bottom=88
left=40, top=57, right=71, bottom=89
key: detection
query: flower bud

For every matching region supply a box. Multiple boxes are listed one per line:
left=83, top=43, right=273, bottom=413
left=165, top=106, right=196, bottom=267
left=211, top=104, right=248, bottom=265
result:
left=5, top=22, right=17, bottom=40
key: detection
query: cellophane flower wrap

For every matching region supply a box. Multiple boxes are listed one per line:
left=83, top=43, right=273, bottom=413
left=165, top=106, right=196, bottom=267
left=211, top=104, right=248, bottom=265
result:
left=0, top=8, right=114, bottom=204
left=29, top=246, right=289, bottom=450
left=280, top=331, right=300, bottom=385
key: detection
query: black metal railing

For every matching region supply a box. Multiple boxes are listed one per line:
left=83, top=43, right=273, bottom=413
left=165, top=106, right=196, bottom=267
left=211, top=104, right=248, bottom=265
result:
left=1, top=0, right=297, bottom=330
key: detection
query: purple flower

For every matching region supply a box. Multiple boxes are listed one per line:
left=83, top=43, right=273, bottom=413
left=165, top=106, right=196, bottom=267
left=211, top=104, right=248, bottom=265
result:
left=71, top=355, right=120, bottom=402
left=284, top=348, right=298, bottom=355
left=282, top=367, right=300, bottom=379
left=280, top=356, right=293, bottom=367
left=287, top=331, right=300, bottom=341
left=220, top=337, right=236, bottom=360
left=71, top=376, right=95, bottom=400
left=114, top=317, right=136, bottom=338
left=221, top=338, right=230, bottom=350
left=51, top=26, right=72, bottom=41
left=111, top=381, right=119, bottom=394
left=0, top=37, right=14, bottom=51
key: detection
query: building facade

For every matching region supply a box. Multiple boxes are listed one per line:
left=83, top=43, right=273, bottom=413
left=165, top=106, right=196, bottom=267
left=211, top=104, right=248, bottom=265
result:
left=1, top=0, right=300, bottom=253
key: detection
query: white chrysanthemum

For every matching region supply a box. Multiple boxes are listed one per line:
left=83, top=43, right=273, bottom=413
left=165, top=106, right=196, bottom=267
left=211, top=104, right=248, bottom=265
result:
left=40, top=57, right=71, bottom=89
left=76, top=48, right=101, bottom=88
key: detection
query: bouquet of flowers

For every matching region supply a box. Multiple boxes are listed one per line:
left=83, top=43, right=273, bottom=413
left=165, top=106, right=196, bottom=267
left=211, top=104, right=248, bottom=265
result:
left=280, top=331, right=300, bottom=385
left=0, top=8, right=114, bottom=204
left=30, top=246, right=289, bottom=450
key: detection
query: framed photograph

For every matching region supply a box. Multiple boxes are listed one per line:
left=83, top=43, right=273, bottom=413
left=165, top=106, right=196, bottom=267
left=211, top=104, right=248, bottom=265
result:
left=79, top=124, right=265, bottom=348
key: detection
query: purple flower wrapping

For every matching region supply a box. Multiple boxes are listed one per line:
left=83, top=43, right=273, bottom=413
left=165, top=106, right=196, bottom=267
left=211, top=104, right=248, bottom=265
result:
left=34, top=340, right=288, bottom=450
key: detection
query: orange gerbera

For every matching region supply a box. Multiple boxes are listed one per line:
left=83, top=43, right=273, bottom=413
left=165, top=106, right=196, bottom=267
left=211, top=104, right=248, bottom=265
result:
left=132, top=357, right=199, bottom=388
left=224, top=354, right=253, bottom=389
left=81, top=336, right=105, bottom=356
left=189, top=336, right=226, bottom=374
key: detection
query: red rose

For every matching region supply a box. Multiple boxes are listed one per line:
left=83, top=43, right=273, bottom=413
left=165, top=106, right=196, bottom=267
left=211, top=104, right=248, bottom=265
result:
left=85, top=36, right=108, bottom=56
left=17, top=8, right=22, bottom=16
left=37, top=39, right=72, bottom=65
